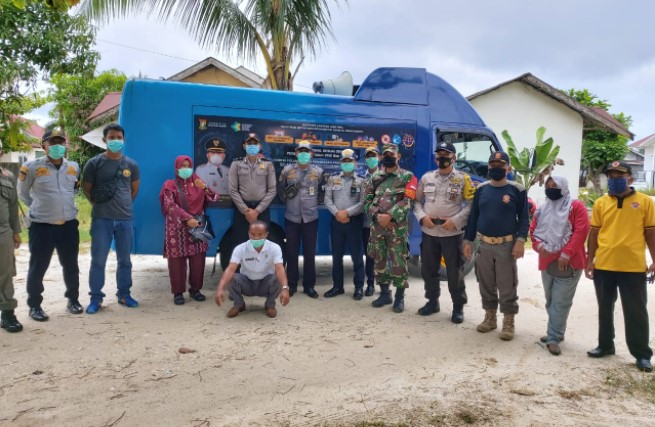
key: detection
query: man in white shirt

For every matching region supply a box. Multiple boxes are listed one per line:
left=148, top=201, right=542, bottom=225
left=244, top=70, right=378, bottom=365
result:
left=214, top=221, right=290, bottom=318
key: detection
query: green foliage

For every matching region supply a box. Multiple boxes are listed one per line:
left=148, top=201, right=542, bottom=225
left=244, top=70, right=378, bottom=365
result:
left=19, top=193, right=92, bottom=244
left=0, top=0, right=98, bottom=152
left=80, top=0, right=343, bottom=90
left=562, top=88, right=611, bottom=110
left=48, top=69, right=127, bottom=167
left=502, top=127, right=560, bottom=192
left=578, top=188, right=602, bottom=208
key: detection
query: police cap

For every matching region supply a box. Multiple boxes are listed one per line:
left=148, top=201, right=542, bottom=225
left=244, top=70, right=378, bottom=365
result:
left=205, top=138, right=226, bottom=152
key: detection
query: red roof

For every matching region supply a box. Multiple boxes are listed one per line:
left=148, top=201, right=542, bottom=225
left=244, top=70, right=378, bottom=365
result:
left=87, top=92, right=122, bottom=121
left=630, top=133, right=655, bottom=148
left=27, top=122, right=44, bottom=140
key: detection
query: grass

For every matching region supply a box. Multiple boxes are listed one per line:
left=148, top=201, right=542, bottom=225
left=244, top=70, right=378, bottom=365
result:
left=19, top=194, right=92, bottom=244
left=605, top=367, right=655, bottom=403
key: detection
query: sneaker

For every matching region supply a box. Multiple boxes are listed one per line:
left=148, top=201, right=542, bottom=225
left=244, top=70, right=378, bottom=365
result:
left=118, top=295, right=139, bottom=308
left=86, top=300, right=102, bottom=314
left=67, top=300, right=84, bottom=315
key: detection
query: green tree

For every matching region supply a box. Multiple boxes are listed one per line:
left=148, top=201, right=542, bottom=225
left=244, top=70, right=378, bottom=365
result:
left=0, top=0, right=98, bottom=151
left=48, top=69, right=127, bottom=167
left=80, top=0, right=343, bottom=90
left=565, top=88, right=631, bottom=195
left=502, top=127, right=561, bottom=193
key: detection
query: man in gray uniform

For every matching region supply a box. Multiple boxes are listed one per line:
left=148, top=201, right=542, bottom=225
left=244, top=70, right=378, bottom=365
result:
left=228, top=133, right=277, bottom=247
left=195, top=138, right=230, bottom=196
left=414, top=141, right=475, bottom=323
left=0, top=142, right=23, bottom=333
left=18, top=129, right=83, bottom=321
left=279, top=140, right=324, bottom=298
left=324, top=149, right=367, bottom=299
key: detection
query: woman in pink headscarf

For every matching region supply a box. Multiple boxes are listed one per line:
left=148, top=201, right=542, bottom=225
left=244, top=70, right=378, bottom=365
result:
left=160, top=155, right=218, bottom=305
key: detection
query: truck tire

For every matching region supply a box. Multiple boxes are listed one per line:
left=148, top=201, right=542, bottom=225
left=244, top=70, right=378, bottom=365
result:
left=218, top=223, right=287, bottom=272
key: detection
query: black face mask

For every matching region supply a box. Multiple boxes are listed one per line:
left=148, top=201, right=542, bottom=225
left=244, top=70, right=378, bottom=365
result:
left=436, top=156, right=452, bottom=169
left=382, top=156, right=397, bottom=168
left=545, top=188, right=563, bottom=200
left=488, top=167, right=506, bottom=181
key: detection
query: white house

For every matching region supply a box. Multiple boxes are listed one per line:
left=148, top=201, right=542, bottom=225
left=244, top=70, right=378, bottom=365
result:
left=468, top=73, right=633, bottom=204
left=0, top=118, right=45, bottom=164
left=630, top=133, right=655, bottom=187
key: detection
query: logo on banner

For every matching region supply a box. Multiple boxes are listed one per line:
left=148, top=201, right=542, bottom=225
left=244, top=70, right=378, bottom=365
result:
left=198, top=118, right=207, bottom=130
left=381, top=134, right=390, bottom=144
left=402, top=134, right=415, bottom=148
left=231, top=122, right=241, bottom=132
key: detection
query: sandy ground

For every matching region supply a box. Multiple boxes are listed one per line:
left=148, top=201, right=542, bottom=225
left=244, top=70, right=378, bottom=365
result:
left=1, top=248, right=655, bottom=426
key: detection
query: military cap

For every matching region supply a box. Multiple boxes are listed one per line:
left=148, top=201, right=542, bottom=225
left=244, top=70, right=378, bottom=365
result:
left=605, top=160, right=632, bottom=175
left=205, top=138, right=226, bottom=152
left=43, top=128, right=67, bottom=143
left=244, top=133, right=260, bottom=144
left=488, top=151, right=509, bottom=164
left=382, top=143, right=399, bottom=154
left=365, top=146, right=380, bottom=156
left=435, top=141, right=456, bottom=153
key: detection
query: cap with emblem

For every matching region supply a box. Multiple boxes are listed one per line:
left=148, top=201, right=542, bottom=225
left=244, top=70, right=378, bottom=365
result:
left=365, top=146, right=379, bottom=156
left=435, top=141, right=456, bottom=153
left=205, top=138, right=227, bottom=152
left=341, top=148, right=356, bottom=160
left=488, top=151, right=510, bottom=164
left=604, top=160, right=632, bottom=175
left=296, top=140, right=312, bottom=150
left=244, top=133, right=260, bottom=144
left=42, top=128, right=67, bottom=143
left=382, top=143, right=399, bottom=154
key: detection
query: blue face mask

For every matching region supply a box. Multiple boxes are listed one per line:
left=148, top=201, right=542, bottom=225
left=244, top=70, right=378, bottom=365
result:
left=107, top=139, right=124, bottom=153
left=178, top=167, right=193, bottom=180
left=365, top=157, right=379, bottom=169
left=607, top=177, right=629, bottom=195
left=341, top=162, right=355, bottom=173
left=48, top=144, right=66, bottom=160
left=245, top=145, right=260, bottom=156
left=250, top=239, right=265, bottom=249
left=297, top=152, right=311, bottom=165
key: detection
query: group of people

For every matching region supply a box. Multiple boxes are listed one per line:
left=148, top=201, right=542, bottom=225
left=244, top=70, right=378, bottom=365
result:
left=0, top=124, right=652, bottom=373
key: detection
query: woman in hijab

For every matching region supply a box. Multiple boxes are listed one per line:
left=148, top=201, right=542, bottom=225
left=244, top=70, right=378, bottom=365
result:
left=529, top=176, right=590, bottom=356
left=160, top=155, right=218, bottom=305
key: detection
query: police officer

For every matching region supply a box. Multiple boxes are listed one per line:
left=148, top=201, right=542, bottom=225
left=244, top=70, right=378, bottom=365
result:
left=414, top=141, right=475, bottom=323
left=17, top=129, right=83, bottom=321
left=0, top=141, right=23, bottom=333
left=364, top=143, right=417, bottom=313
left=279, top=140, right=323, bottom=298
left=324, top=149, right=367, bottom=299
left=463, top=151, right=529, bottom=341
left=195, top=138, right=230, bottom=195
left=228, top=134, right=276, bottom=247
left=362, top=147, right=380, bottom=297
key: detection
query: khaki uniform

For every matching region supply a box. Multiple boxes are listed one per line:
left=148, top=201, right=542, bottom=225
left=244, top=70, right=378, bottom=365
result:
left=0, top=169, right=20, bottom=311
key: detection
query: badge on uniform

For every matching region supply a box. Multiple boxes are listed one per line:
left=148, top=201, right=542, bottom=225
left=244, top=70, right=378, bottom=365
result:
left=309, top=186, right=315, bottom=196
left=350, top=185, right=357, bottom=197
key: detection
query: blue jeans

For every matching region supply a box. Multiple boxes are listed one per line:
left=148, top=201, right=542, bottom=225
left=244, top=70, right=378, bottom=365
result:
left=89, top=218, right=134, bottom=302
left=542, top=269, right=582, bottom=344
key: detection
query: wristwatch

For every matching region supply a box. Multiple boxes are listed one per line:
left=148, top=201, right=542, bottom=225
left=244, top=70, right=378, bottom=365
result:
left=281, top=285, right=289, bottom=290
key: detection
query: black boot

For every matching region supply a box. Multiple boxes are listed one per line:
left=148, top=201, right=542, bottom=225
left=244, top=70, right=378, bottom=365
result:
left=417, top=299, right=440, bottom=316
left=371, top=284, right=392, bottom=308
left=353, top=287, right=364, bottom=300
left=393, top=287, right=405, bottom=313
left=1, top=310, right=23, bottom=333
left=451, top=304, right=464, bottom=324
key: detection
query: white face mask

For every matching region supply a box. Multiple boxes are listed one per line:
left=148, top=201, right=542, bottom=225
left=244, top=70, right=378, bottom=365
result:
left=209, top=154, right=224, bottom=166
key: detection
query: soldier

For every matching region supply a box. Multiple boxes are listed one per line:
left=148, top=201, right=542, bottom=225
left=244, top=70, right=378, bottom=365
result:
left=414, top=141, right=475, bottom=323
left=362, top=147, right=380, bottom=297
left=228, top=134, right=277, bottom=247
left=279, top=140, right=323, bottom=298
left=0, top=141, right=23, bottom=333
left=195, top=138, right=230, bottom=195
left=324, top=149, right=367, bottom=299
left=364, top=143, right=417, bottom=313
left=463, top=151, right=529, bottom=341
left=18, top=129, right=83, bottom=321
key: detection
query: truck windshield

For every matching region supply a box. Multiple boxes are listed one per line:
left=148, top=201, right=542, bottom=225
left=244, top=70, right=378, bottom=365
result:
left=438, top=131, right=495, bottom=181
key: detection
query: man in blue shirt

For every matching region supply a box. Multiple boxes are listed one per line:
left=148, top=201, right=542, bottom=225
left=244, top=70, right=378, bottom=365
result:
left=463, top=151, right=529, bottom=341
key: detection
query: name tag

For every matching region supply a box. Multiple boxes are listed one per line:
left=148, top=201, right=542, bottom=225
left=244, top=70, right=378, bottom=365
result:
left=309, top=186, right=315, bottom=196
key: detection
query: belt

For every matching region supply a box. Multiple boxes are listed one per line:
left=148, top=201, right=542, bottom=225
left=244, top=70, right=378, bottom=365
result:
left=244, top=200, right=260, bottom=208
left=479, top=234, right=514, bottom=244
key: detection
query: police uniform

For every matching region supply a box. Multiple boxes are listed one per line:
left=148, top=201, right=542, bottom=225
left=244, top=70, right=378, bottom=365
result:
left=228, top=153, right=276, bottom=247
left=195, top=139, right=230, bottom=196
left=414, top=141, right=475, bottom=322
left=364, top=143, right=417, bottom=312
left=0, top=166, right=22, bottom=332
left=17, top=130, right=81, bottom=318
left=279, top=141, right=324, bottom=297
left=324, top=149, right=367, bottom=299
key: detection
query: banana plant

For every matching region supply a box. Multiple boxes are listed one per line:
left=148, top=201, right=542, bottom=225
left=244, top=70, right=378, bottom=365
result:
left=502, top=127, right=561, bottom=193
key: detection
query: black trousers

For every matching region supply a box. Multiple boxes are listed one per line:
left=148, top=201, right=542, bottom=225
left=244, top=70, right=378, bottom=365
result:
left=362, top=227, right=375, bottom=287
left=232, top=202, right=271, bottom=247
left=27, top=220, right=80, bottom=308
left=420, top=233, right=467, bottom=306
left=593, top=269, right=653, bottom=360
left=285, top=219, right=318, bottom=290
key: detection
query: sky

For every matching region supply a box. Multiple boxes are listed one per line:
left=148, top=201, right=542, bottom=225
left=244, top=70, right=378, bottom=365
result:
left=26, top=0, right=655, bottom=141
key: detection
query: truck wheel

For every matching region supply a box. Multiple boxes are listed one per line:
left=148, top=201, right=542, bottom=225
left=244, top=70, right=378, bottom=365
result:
left=218, top=224, right=287, bottom=272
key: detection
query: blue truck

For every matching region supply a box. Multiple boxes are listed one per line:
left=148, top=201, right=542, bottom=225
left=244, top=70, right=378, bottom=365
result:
left=118, top=67, right=503, bottom=275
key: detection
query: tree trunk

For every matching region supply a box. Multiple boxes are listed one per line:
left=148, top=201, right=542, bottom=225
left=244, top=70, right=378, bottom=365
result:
left=590, top=167, right=604, bottom=196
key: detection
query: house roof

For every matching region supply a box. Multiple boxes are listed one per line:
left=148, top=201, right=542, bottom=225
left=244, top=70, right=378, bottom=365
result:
left=167, top=57, right=264, bottom=88
left=467, top=73, right=634, bottom=139
left=87, top=92, right=121, bottom=123
left=629, top=147, right=645, bottom=158
left=630, top=133, right=655, bottom=149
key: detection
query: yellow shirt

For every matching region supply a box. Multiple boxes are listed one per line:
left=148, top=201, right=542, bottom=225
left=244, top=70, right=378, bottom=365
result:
left=591, top=191, right=655, bottom=272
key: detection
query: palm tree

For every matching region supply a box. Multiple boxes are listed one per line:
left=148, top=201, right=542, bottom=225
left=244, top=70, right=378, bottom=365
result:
left=80, top=0, right=343, bottom=90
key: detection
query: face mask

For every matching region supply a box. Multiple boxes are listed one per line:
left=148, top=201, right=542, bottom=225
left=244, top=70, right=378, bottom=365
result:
left=250, top=239, right=265, bottom=249
left=245, top=145, right=260, bottom=156
left=488, top=167, right=506, bottom=181
left=341, top=162, right=355, bottom=173
left=209, top=154, right=224, bottom=165
left=107, top=140, right=124, bottom=153
left=178, top=167, right=193, bottom=180
left=48, top=145, right=66, bottom=160
left=297, top=152, right=311, bottom=165
left=365, top=157, right=379, bottom=169
left=545, top=188, right=563, bottom=200
left=607, top=177, right=628, bottom=195
left=436, top=156, right=452, bottom=169
left=381, top=156, right=397, bottom=168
